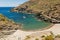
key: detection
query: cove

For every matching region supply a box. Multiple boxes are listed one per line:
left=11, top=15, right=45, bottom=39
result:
left=0, top=7, right=52, bottom=30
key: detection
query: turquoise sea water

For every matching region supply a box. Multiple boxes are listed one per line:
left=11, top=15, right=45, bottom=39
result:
left=0, top=7, right=51, bottom=30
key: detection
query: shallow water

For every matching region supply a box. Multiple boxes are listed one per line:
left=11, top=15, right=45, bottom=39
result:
left=0, top=7, right=51, bottom=30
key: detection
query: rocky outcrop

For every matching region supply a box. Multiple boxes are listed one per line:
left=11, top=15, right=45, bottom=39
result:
left=12, top=0, right=60, bottom=23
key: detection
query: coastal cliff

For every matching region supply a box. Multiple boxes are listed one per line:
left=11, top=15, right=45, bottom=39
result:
left=12, top=0, right=60, bottom=23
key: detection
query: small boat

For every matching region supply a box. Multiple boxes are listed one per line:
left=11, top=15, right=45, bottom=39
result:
left=23, top=16, right=26, bottom=19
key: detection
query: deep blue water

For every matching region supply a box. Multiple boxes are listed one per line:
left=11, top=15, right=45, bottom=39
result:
left=0, top=7, right=51, bottom=30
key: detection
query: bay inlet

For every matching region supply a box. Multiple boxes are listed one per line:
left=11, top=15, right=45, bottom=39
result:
left=0, top=7, right=52, bottom=31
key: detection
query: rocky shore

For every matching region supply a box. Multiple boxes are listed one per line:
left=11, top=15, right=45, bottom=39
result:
left=12, top=0, right=60, bottom=23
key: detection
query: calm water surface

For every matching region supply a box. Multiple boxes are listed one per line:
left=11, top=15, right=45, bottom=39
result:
left=0, top=7, right=51, bottom=30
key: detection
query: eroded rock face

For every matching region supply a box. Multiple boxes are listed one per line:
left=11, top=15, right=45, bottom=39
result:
left=12, top=0, right=60, bottom=23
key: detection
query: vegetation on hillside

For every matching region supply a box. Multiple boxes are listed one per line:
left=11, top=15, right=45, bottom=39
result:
left=24, top=32, right=60, bottom=40
left=12, top=0, right=60, bottom=23
left=0, top=14, right=21, bottom=31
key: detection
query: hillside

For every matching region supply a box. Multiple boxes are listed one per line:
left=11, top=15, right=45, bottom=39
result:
left=12, top=0, right=60, bottom=23
left=0, top=14, right=21, bottom=31
left=12, top=0, right=60, bottom=13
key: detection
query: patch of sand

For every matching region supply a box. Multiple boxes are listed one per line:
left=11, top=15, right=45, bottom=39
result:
left=0, top=24, right=60, bottom=40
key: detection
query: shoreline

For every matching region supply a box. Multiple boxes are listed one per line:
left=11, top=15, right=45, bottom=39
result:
left=5, top=12, right=53, bottom=32
left=0, top=23, right=53, bottom=32
left=20, top=23, right=54, bottom=32
left=0, top=24, right=60, bottom=40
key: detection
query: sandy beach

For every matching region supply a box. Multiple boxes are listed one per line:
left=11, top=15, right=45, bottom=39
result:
left=0, top=24, right=60, bottom=40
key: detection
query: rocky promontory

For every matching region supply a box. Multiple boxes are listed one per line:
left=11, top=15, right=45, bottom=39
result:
left=12, top=0, right=60, bottom=23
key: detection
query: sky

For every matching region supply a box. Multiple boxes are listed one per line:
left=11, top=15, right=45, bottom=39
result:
left=0, top=0, right=28, bottom=7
